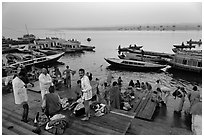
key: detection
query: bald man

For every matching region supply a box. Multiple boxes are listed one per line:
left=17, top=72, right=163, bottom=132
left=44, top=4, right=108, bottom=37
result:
left=39, top=68, right=53, bottom=100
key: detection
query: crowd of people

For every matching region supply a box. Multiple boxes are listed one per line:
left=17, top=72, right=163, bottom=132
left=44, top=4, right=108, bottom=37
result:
left=11, top=64, right=201, bottom=134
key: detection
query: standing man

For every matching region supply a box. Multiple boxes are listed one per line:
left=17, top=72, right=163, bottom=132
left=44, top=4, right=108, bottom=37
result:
left=110, top=81, right=121, bottom=109
left=39, top=68, right=53, bottom=100
left=12, top=71, right=29, bottom=122
left=63, top=65, right=72, bottom=88
left=79, top=68, right=92, bottom=121
left=187, top=86, right=200, bottom=111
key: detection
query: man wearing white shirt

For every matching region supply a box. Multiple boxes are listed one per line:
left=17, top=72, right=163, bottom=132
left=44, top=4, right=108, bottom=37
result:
left=12, top=72, right=29, bottom=122
left=39, top=68, right=53, bottom=100
left=79, top=68, right=92, bottom=121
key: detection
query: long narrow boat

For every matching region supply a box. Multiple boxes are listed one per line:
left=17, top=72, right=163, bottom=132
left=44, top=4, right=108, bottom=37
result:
left=81, top=45, right=95, bottom=51
left=123, top=49, right=173, bottom=59
left=173, top=44, right=196, bottom=49
left=104, top=58, right=166, bottom=71
left=118, top=45, right=143, bottom=52
left=118, top=52, right=167, bottom=64
left=187, top=40, right=202, bottom=45
left=5, top=52, right=65, bottom=68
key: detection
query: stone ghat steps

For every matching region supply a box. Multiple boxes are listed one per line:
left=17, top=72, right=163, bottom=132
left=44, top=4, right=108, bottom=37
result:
left=2, top=107, right=51, bottom=135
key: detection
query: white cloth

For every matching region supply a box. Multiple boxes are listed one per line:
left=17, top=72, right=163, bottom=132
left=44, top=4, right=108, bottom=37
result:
left=12, top=77, right=28, bottom=104
left=160, top=86, right=171, bottom=104
left=81, top=75, right=92, bottom=101
left=39, top=73, right=52, bottom=100
left=192, top=115, right=202, bottom=135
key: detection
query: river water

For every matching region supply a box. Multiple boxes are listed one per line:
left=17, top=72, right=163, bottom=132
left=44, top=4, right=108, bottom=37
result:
left=10, top=30, right=202, bottom=131
left=34, top=30, right=202, bottom=88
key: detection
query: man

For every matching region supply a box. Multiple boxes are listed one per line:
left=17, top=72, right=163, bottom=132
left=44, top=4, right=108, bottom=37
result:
left=110, top=81, right=121, bottom=109
left=79, top=68, right=92, bottom=121
left=63, top=65, right=72, bottom=88
left=187, top=86, right=200, bottom=111
left=41, top=86, right=62, bottom=118
left=12, top=71, right=29, bottom=122
left=39, top=68, right=53, bottom=100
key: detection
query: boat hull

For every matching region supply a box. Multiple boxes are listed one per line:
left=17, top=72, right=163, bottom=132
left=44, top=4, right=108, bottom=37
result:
left=81, top=45, right=95, bottom=51
left=8, top=52, right=65, bottom=68
left=167, top=60, right=202, bottom=73
left=104, top=58, right=166, bottom=72
left=118, top=53, right=167, bottom=65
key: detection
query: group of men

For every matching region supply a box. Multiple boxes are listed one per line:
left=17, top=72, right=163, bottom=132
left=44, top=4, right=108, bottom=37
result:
left=12, top=65, right=93, bottom=122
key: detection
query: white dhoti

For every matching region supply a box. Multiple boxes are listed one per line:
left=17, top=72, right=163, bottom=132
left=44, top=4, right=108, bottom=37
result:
left=192, top=115, right=202, bottom=135
left=39, top=73, right=52, bottom=100
left=40, top=85, right=50, bottom=100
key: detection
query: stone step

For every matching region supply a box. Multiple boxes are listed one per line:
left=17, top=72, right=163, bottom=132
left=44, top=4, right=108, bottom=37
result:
left=2, top=108, right=52, bottom=135
left=2, top=118, right=37, bottom=135
left=2, top=127, right=17, bottom=135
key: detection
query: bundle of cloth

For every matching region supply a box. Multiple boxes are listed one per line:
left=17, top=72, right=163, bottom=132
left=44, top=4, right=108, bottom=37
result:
left=45, top=114, right=68, bottom=135
left=90, top=102, right=108, bottom=117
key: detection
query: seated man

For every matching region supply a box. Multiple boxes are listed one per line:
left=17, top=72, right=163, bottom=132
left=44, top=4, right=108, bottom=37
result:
left=42, top=86, right=62, bottom=118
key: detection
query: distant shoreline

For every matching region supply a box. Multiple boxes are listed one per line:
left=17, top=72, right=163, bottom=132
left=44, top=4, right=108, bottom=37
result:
left=48, top=24, right=202, bottom=31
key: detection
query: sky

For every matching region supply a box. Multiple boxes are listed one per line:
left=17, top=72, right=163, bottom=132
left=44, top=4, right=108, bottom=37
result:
left=2, top=2, right=202, bottom=32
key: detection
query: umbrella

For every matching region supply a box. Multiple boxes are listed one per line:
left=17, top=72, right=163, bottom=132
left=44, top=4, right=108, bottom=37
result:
left=190, top=102, right=202, bottom=115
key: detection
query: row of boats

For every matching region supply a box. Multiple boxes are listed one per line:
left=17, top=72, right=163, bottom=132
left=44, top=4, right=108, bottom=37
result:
left=104, top=39, right=202, bottom=73
left=2, top=34, right=95, bottom=77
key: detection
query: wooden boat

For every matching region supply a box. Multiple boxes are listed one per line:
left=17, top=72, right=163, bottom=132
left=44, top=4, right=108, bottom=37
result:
left=166, top=51, right=202, bottom=73
left=5, top=52, right=65, bottom=69
left=118, top=52, right=167, bottom=64
left=187, top=40, right=202, bottom=45
left=81, top=45, right=95, bottom=51
left=34, top=49, right=59, bottom=55
left=118, top=45, right=143, bottom=52
left=173, top=44, right=195, bottom=49
left=172, top=48, right=202, bottom=55
left=123, top=49, right=173, bottom=59
left=104, top=58, right=167, bottom=71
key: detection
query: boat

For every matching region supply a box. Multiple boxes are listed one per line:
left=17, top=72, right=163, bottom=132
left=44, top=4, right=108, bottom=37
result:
left=166, top=51, right=202, bottom=73
left=118, top=44, right=143, bottom=52
left=173, top=44, right=195, bottom=49
left=81, top=45, right=95, bottom=51
left=61, top=41, right=84, bottom=53
left=5, top=52, right=65, bottom=69
left=34, top=49, right=59, bottom=55
left=172, top=48, right=202, bottom=55
left=187, top=39, right=202, bottom=45
left=104, top=58, right=167, bottom=71
left=122, top=49, right=173, bottom=59
left=118, top=52, right=167, bottom=64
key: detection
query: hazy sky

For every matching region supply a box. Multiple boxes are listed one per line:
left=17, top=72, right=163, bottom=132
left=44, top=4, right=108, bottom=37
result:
left=2, top=2, right=202, bottom=31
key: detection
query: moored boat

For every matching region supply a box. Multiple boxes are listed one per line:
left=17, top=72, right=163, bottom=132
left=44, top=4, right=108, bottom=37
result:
left=166, top=51, right=202, bottom=73
left=5, top=52, right=65, bottom=69
left=118, top=52, right=167, bottom=64
left=81, top=45, right=95, bottom=51
left=173, top=44, right=196, bottom=49
left=187, top=39, right=202, bottom=45
left=123, top=49, right=173, bottom=59
left=104, top=58, right=167, bottom=71
left=118, top=44, right=143, bottom=52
